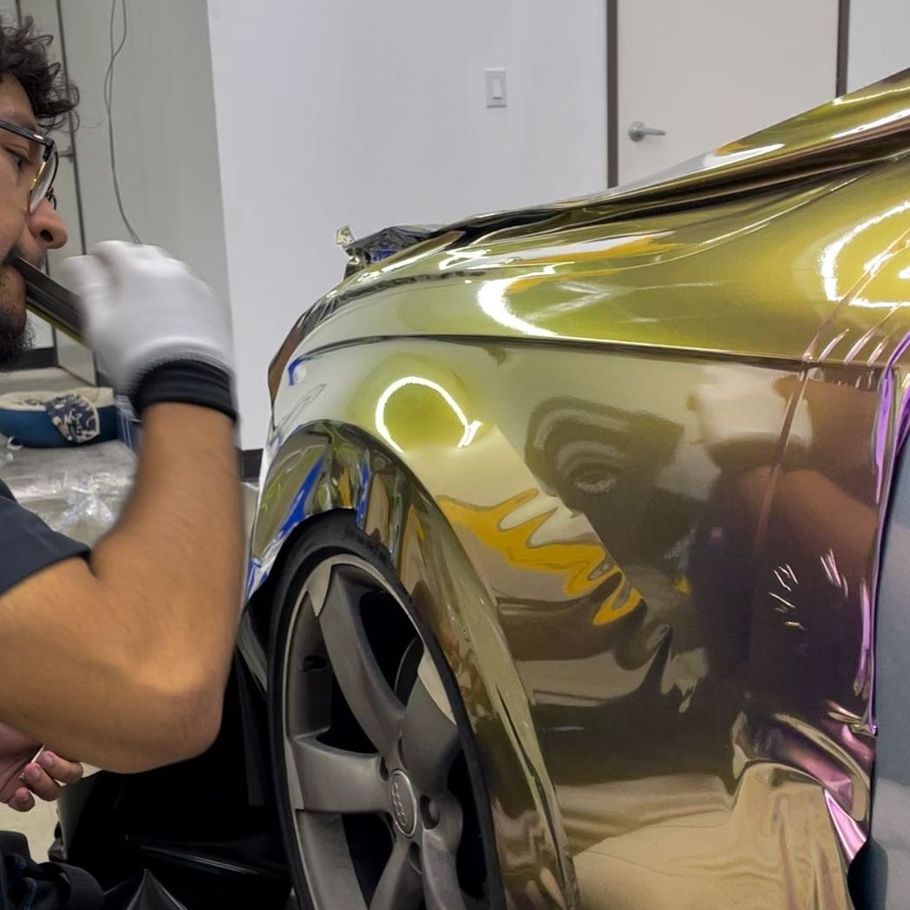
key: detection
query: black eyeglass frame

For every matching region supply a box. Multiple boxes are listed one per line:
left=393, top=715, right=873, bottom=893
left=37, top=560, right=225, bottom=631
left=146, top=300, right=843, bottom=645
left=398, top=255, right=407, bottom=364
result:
left=0, top=117, right=58, bottom=213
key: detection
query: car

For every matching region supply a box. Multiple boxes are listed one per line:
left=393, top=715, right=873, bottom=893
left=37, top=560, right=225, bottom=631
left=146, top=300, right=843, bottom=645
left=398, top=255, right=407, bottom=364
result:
left=55, top=69, right=910, bottom=910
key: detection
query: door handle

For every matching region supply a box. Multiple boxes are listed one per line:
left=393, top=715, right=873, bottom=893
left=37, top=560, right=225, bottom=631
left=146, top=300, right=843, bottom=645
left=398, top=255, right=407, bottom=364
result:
left=628, top=121, right=666, bottom=142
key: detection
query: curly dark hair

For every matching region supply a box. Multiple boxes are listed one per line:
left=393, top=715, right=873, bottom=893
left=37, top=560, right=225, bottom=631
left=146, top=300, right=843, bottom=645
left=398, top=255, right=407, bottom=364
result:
left=0, top=17, right=77, bottom=130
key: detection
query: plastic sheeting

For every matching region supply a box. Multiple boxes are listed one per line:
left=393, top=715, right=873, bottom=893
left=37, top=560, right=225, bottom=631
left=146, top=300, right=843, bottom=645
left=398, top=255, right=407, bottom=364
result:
left=0, top=436, right=135, bottom=546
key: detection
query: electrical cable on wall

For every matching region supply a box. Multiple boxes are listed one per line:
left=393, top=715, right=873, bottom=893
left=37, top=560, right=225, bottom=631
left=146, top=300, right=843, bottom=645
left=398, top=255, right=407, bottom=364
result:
left=104, top=0, right=141, bottom=244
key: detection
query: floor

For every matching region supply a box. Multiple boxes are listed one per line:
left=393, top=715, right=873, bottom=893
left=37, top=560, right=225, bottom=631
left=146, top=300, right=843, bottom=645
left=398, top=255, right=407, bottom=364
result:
left=0, top=367, right=136, bottom=857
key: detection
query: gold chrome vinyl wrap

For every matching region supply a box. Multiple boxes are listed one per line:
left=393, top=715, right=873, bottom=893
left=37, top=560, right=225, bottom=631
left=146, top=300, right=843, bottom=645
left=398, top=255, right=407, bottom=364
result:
left=248, top=73, right=910, bottom=908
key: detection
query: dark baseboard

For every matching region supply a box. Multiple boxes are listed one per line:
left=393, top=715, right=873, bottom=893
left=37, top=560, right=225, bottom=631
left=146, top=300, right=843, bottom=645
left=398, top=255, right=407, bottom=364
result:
left=8, top=347, right=57, bottom=371
left=241, top=448, right=263, bottom=482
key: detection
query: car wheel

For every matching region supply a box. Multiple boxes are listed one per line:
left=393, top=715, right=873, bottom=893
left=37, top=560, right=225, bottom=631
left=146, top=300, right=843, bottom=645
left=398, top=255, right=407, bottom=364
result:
left=269, top=515, right=495, bottom=910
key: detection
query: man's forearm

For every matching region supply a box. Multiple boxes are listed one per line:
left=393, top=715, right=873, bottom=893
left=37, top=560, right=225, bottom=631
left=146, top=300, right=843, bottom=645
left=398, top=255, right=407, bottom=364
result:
left=90, top=403, right=244, bottom=708
left=0, top=405, right=243, bottom=771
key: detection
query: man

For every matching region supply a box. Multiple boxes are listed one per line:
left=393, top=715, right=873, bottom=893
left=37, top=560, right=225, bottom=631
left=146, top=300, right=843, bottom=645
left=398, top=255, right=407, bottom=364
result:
left=0, top=17, right=242, bottom=818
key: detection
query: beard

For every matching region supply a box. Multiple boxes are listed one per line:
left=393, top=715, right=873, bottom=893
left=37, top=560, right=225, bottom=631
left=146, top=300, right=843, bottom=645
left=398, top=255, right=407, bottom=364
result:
left=0, top=313, right=31, bottom=366
left=0, top=249, right=32, bottom=367
left=0, top=244, right=33, bottom=367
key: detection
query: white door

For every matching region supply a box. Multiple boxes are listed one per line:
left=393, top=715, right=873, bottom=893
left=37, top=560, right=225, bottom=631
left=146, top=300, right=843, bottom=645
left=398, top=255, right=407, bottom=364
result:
left=617, top=0, right=840, bottom=186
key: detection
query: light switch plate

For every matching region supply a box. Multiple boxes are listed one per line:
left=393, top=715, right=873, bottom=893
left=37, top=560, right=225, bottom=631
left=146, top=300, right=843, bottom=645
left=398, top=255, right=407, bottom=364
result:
left=485, top=68, right=507, bottom=108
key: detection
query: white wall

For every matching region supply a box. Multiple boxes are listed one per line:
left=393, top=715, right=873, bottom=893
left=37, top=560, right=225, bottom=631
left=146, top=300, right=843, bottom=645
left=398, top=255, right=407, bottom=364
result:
left=16, top=0, right=230, bottom=383
left=207, top=0, right=607, bottom=448
left=2, top=0, right=53, bottom=350
left=848, top=0, right=910, bottom=91
left=18, top=0, right=91, bottom=376
left=56, top=1, right=229, bottom=310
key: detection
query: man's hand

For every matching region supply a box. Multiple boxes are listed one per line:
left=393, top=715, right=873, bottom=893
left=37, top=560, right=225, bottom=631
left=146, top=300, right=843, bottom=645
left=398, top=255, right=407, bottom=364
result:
left=0, top=722, right=83, bottom=812
left=59, top=242, right=235, bottom=405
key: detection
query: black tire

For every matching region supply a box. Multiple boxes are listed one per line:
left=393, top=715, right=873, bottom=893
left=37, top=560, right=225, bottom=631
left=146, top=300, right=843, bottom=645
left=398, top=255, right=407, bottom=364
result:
left=268, top=513, right=499, bottom=910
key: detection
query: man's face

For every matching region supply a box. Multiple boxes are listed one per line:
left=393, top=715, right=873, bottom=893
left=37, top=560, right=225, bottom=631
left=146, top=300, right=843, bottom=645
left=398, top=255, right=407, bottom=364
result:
left=0, top=76, right=69, bottom=366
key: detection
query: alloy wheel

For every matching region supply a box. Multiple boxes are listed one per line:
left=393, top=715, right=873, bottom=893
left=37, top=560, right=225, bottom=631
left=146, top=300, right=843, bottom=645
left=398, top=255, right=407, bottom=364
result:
left=278, top=554, right=488, bottom=910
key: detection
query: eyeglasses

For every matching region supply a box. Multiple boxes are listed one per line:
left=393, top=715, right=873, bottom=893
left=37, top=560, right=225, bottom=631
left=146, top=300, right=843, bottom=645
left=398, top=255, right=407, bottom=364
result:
left=0, top=118, right=58, bottom=213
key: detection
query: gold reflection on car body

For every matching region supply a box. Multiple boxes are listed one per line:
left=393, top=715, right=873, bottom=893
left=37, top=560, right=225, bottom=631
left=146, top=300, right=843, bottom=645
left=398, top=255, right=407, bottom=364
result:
left=439, top=491, right=644, bottom=627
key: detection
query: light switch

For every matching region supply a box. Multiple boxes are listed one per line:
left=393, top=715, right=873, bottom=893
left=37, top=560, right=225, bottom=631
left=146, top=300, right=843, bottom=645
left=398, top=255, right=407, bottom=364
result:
left=485, top=68, right=507, bottom=108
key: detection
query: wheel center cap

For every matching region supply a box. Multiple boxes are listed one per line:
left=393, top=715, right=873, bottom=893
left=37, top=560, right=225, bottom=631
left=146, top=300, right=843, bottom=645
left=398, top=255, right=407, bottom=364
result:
left=389, top=769, right=418, bottom=837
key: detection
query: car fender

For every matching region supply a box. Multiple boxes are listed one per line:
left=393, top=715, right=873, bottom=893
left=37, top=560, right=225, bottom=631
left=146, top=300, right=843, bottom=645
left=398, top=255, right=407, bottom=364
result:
left=246, top=350, right=582, bottom=907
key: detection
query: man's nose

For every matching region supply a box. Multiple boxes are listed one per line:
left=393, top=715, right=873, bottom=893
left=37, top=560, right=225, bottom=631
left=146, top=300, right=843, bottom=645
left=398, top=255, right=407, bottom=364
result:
left=26, top=198, right=68, bottom=251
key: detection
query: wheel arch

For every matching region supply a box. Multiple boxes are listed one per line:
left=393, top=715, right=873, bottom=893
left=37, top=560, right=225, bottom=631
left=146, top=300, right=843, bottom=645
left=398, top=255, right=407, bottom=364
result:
left=244, top=417, right=579, bottom=907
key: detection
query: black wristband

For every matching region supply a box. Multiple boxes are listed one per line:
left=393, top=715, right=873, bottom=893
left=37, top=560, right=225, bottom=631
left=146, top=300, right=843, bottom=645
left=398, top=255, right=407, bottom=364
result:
left=131, top=360, right=237, bottom=422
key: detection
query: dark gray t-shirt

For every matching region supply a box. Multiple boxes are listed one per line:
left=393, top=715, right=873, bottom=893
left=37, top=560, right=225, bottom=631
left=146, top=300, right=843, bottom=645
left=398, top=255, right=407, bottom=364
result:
left=0, top=480, right=89, bottom=595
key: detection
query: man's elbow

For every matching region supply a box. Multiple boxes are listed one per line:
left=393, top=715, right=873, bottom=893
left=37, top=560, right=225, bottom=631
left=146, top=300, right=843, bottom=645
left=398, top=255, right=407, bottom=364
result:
left=104, top=678, right=225, bottom=774
left=152, top=683, right=225, bottom=768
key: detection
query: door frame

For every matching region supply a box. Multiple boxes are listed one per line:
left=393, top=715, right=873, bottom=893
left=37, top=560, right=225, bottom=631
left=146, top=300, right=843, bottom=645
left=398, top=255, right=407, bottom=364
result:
left=837, top=0, right=851, bottom=95
left=606, top=0, right=618, bottom=187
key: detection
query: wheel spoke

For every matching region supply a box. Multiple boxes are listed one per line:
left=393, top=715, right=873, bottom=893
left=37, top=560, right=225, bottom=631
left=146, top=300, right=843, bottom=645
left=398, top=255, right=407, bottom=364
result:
left=400, top=668, right=460, bottom=794
left=317, top=567, right=405, bottom=756
left=370, top=838, right=423, bottom=910
left=422, top=820, right=468, bottom=910
left=289, top=734, right=388, bottom=814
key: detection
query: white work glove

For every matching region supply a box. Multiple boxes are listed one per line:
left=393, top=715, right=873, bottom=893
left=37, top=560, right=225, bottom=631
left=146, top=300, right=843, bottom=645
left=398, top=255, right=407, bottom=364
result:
left=59, top=242, right=236, bottom=419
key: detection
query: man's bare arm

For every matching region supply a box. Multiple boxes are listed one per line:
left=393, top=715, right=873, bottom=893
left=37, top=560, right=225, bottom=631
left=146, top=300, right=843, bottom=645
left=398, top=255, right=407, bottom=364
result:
left=0, top=404, right=242, bottom=772
left=0, top=243, right=242, bottom=772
